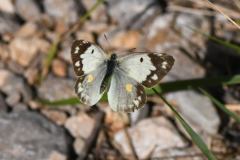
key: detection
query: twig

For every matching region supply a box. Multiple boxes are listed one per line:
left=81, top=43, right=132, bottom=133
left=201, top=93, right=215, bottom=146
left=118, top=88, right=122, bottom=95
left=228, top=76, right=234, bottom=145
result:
left=202, top=0, right=240, bottom=29
left=123, top=128, right=139, bottom=160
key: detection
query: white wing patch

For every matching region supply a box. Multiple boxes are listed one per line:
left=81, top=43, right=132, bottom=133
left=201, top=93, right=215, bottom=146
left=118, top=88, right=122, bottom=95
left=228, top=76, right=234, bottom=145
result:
left=108, top=69, right=146, bottom=112
left=71, top=40, right=108, bottom=77
left=80, top=45, right=107, bottom=74
left=119, top=54, right=156, bottom=83
left=75, top=63, right=107, bottom=106
left=118, top=53, right=174, bottom=88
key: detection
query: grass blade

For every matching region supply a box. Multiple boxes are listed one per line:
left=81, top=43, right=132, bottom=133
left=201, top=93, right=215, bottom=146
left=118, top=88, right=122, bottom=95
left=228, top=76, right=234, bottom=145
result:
left=152, top=88, right=217, bottom=160
left=39, top=75, right=240, bottom=106
left=38, top=97, right=80, bottom=106
left=190, top=27, right=240, bottom=55
left=199, top=88, right=240, bottom=123
left=153, top=75, right=240, bottom=94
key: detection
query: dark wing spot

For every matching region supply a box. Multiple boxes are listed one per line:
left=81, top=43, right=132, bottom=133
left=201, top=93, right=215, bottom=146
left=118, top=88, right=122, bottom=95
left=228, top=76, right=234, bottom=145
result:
left=140, top=57, right=143, bottom=62
left=91, top=49, right=94, bottom=54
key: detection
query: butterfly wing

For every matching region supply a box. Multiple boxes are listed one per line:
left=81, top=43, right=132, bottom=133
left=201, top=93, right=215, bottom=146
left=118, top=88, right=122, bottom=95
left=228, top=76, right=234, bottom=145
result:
left=75, top=63, right=107, bottom=106
left=107, top=68, right=146, bottom=112
left=118, top=53, right=174, bottom=88
left=71, top=40, right=107, bottom=77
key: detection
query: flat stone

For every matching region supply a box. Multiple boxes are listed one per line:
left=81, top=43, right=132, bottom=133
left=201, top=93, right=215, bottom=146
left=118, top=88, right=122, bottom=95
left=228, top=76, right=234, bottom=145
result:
left=0, top=69, right=32, bottom=106
left=65, top=112, right=95, bottom=139
left=0, top=12, right=20, bottom=34
left=114, top=117, right=186, bottom=159
left=166, top=90, right=220, bottom=136
left=9, top=37, right=49, bottom=67
left=108, top=0, right=161, bottom=28
left=0, top=93, right=7, bottom=112
left=43, top=0, right=79, bottom=25
left=38, top=74, right=75, bottom=102
left=0, top=111, right=71, bottom=160
left=0, top=0, right=15, bottom=13
left=48, top=151, right=67, bottom=160
left=52, top=59, right=67, bottom=77
left=15, top=0, right=42, bottom=21
left=41, top=109, right=68, bottom=126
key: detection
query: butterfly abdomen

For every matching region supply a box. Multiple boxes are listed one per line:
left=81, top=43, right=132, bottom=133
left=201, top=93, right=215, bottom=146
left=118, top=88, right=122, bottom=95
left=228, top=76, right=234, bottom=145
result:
left=100, top=54, right=118, bottom=92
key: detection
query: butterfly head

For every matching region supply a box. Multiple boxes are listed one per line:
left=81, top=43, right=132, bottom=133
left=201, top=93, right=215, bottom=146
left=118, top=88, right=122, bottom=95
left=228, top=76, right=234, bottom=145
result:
left=110, top=53, right=117, bottom=61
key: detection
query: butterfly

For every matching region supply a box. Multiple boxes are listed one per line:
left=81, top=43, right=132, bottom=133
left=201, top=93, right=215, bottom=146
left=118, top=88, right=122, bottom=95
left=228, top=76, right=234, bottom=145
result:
left=71, top=40, right=174, bottom=112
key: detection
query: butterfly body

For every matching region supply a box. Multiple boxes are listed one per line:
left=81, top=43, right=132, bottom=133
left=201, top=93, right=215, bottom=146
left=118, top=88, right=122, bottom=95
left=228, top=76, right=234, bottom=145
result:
left=71, top=40, right=174, bottom=112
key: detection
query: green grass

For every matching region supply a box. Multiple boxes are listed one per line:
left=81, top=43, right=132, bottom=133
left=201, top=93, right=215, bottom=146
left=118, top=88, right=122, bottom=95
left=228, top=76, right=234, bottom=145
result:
left=153, top=88, right=217, bottom=160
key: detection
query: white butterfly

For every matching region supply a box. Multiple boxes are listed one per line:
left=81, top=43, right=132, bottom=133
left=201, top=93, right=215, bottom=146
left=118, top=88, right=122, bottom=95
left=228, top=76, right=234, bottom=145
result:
left=71, top=40, right=174, bottom=112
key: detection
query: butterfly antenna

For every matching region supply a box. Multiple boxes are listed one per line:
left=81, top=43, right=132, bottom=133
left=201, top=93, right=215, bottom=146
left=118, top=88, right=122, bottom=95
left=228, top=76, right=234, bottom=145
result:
left=104, top=34, right=112, bottom=55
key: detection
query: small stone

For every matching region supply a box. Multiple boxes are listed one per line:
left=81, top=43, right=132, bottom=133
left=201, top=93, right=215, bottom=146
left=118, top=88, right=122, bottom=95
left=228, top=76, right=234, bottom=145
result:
left=105, top=109, right=129, bottom=135
left=24, top=67, right=39, bottom=85
left=0, top=12, right=20, bottom=34
left=52, top=59, right=67, bottom=77
left=38, top=75, right=75, bottom=103
left=16, top=22, right=39, bottom=38
left=0, top=93, right=7, bottom=112
left=0, top=111, right=71, bottom=160
left=0, top=44, right=10, bottom=61
left=114, top=117, right=186, bottom=159
left=0, top=0, right=15, bottom=14
left=41, top=109, right=68, bottom=126
left=75, top=31, right=94, bottom=42
left=15, top=0, right=42, bottom=21
left=6, top=92, right=21, bottom=106
left=166, top=90, right=220, bottom=136
left=43, top=0, right=79, bottom=25
left=108, top=0, right=160, bottom=28
left=48, top=151, right=67, bottom=160
left=73, top=138, right=86, bottom=155
left=9, top=37, right=49, bottom=67
left=12, top=103, right=28, bottom=112
left=0, top=69, right=32, bottom=105
left=112, top=30, right=141, bottom=49
left=100, top=30, right=141, bottom=50
left=65, top=113, right=95, bottom=139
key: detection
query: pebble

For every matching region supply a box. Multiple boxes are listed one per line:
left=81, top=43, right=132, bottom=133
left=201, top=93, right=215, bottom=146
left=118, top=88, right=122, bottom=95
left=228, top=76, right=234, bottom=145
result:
left=15, top=0, right=42, bottom=21
left=0, top=0, right=15, bottom=14
left=41, top=109, right=68, bottom=126
left=0, top=111, right=71, bottom=160
left=65, top=112, right=95, bottom=139
left=52, top=59, right=67, bottom=77
left=0, top=12, right=19, bottom=34
left=9, top=37, right=49, bottom=67
left=16, top=22, right=39, bottom=38
left=0, top=69, right=32, bottom=105
left=43, top=0, right=79, bottom=25
left=48, top=151, right=67, bottom=160
left=73, top=138, right=86, bottom=155
left=0, top=93, right=7, bottom=112
left=166, top=90, right=220, bottom=136
left=114, top=117, right=186, bottom=159
left=108, top=0, right=160, bottom=28
left=38, top=74, right=75, bottom=102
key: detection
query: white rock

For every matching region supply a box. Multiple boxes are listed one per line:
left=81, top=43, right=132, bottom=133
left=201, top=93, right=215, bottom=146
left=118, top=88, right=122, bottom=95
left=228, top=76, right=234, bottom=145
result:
left=0, top=0, right=15, bottom=13
left=65, top=113, right=95, bottom=139
left=9, top=37, right=49, bottom=67
left=114, top=117, right=186, bottom=159
left=166, top=90, right=220, bottom=136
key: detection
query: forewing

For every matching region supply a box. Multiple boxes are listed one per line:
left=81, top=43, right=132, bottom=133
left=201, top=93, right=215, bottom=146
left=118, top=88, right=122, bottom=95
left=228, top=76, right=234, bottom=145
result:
left=75, top=64, right=107, bottom=106
left=107, top=69, right=146, bottom=112
left=118, top=53, right=174, bottom=88
left=71, top=40, right=107, bottom=77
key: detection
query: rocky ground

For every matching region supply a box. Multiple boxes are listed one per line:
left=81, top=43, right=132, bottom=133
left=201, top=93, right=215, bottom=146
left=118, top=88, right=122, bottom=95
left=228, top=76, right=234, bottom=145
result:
left=0, top=0, right=240, bottom=160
